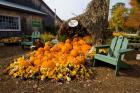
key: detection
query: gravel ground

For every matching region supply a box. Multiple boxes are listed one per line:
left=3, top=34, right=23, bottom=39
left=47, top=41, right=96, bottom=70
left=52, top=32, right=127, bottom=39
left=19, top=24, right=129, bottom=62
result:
left=0, top=46, right=140, bottom=93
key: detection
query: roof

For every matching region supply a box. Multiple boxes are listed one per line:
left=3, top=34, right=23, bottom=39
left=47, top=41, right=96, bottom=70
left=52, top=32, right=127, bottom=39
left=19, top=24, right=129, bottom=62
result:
left=0, top=0, right=47, bottom=15
left=41, top=0, right=62, bottom=22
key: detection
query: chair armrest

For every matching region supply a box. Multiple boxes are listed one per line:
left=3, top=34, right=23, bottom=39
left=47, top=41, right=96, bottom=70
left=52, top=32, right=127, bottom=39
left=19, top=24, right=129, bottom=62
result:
left=95, top=45, right=110, bottom=49
left=118, top=49, right=133, bottom=54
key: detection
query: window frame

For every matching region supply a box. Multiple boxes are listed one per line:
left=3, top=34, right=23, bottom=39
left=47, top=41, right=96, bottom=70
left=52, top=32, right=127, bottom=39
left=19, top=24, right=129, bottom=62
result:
left=0, top=15, right=21, bottom=31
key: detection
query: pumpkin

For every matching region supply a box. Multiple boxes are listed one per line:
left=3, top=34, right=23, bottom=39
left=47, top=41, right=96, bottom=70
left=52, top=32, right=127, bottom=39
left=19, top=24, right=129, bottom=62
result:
left=60, top=60, right=67, bottom=65
left=42, top=57, right=47, bottom=62
left=29, top=56, right=35, bottom=64
left=44, top=44, right=50, bottom=51
left=44, top=51, right=50, bottom=56
left=38, top=48, right=44, bottom=53
left=72, top=41, right=78, bottom=46
left=81, top=45, right=91, bottom=54
left=78, top=39, right=86, bottom=45
left=50, top=45, right=61, bottom=52
left=65, top=43, right=72, bottom=51
left=67, top=56, right=75, bottom=63
left=76, top=56, right=85, bottom=64
left=41, top=61, right=55, bottom=69
left=73, top=45, right=80, bottom=50
left=57, top=42, right=64, bottom=48
left=19, top=60, right=30, bottom=67
left=73, top=38, right=78, bottom=42
left=70, top=49, right=79, bottom=57
left=65, top=39, right=71, bottom=43
left=61, top=46, right=67, bottom=53
left=35, top=51, right=43, bottom=57
left=61, top=43, right=72, bottom=53
left=46, top=53, right=54, bottom=60
left=73, top=60, right=80, bottom=65
left=34, top=59, right=42, bottom=66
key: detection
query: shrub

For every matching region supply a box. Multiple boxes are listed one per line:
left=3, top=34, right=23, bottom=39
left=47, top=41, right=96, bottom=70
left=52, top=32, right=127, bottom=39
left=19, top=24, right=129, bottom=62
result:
left=40, top=33, right=54, bottom=43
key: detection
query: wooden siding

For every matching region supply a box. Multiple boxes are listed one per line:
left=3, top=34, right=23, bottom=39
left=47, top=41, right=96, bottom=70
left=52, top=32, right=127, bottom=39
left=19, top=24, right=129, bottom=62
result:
left=4, top=0, right=62, bottom=24
left=0, top=8, right=43, bottom=38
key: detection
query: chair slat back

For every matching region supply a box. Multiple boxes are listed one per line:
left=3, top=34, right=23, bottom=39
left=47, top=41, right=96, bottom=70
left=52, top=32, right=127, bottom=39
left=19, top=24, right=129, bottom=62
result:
left=108, top=36, right=128, bottom=58
left=120, top=38, right=128, bottom=50
left=108, top=37, right=118, bottom=57
left=32, top=31, right=40, bottom=39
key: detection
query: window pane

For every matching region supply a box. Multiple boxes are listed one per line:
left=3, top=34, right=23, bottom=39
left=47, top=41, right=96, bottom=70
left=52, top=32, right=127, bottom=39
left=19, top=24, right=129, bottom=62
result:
left=0, top=15, right=20, bottom=31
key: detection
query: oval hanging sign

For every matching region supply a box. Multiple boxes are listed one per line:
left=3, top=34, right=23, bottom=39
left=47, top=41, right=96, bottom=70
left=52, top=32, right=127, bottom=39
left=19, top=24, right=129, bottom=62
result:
left=68, top=19, right=78, bottom=27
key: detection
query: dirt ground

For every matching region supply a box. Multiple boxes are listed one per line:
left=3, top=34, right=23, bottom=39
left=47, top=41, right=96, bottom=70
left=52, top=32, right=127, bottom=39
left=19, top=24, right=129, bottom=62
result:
left=0, top=46, right=140, bottom=93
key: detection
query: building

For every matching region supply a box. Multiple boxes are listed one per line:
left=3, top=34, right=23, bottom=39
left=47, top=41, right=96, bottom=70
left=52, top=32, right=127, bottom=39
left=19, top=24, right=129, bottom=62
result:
left=0, top=0, right=62, bottom=37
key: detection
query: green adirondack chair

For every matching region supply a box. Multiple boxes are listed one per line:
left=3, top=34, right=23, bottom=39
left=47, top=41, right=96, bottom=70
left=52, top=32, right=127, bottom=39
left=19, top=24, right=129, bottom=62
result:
left=21, top=31, right=40, bottom=49
left=93, top=36, right=133, bottom=76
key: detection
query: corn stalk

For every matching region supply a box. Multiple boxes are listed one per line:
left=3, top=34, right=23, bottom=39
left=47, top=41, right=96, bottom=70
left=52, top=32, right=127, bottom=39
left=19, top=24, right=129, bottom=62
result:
left=58, top=0, right=110, bottom=44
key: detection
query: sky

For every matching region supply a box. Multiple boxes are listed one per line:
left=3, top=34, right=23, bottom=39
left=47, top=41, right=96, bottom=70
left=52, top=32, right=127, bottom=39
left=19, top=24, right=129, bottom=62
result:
left=44, top=0, right=131, bottom=20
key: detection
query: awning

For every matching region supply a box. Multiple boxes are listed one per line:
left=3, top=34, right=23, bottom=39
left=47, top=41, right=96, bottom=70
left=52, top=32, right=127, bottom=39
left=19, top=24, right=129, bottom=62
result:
left=0, top=0, right=47, bottom=15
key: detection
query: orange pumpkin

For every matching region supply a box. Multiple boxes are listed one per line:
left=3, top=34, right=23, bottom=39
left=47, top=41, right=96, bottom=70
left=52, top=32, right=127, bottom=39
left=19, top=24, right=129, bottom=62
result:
left=38, top=48, right=44, bottom=53
left=72, top=41, right=78, bottom=46
left=44, top=44, right=50, bottom=51
left=36, top=54, right=44, bottom=60
left=61, top=46, right=66, bottom=53
left=78, top=39, right=86, bottom=45
left=46, top=53, right=54, bottom=60
left=76, top=56, right=85, bottom=64
left=42, top=57, right=47, bottom=62
left=81, top=45, right=91, bottom=54
left=50, top=45, right=61, bottom=52
left=73, top=45, right=80, bottom=50
left=29, top=56, right=35, bottom=64
left=67, top=55, right=75, bottom=63
left=44, top=51, right=50, bottom=56
left=20, top=60, right=30, bottom=67
left=65, top=43, right=72, bottom=50
left=73, top=38, right=78, bottom=42
left=35, top=50, right=44, bottom=57
left=34, top=59, right=42, bottom=66
left=65, top=39, right=71, bottom=43
left=57, top=42, right=64, bottom=48
left=70, top=49, right=79, bottom=57
left=41, top=61, right=55, bottom=69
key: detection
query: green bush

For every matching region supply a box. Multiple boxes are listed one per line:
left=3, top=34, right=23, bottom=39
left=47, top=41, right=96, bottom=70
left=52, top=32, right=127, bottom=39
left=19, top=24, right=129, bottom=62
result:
left=40, top=33, right=54, bottom=43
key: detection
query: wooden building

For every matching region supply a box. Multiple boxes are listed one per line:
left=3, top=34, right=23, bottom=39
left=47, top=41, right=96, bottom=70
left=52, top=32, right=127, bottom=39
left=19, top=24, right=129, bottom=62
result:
left=0, top=0, right=62, bottom=37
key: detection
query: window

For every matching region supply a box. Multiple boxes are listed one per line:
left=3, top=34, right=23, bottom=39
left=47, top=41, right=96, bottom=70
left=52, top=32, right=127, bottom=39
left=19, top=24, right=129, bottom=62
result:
left=0, top=15, right=21, bottom=31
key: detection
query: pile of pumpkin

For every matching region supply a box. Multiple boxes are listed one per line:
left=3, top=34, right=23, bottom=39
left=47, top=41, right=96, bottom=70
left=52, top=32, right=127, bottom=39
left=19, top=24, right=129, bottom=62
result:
left=5, top=37, right=96, bottom=81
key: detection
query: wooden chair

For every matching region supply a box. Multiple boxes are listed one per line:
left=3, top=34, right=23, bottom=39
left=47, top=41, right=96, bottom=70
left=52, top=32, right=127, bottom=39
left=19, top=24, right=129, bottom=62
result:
left=21, top=31, right=40, bottom=49
left=93, top=36, right=133, bottom=75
